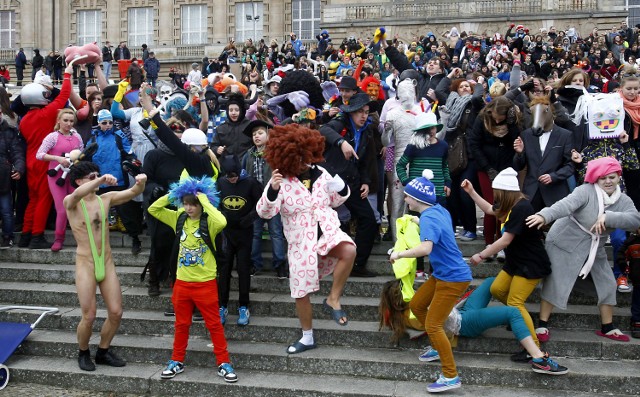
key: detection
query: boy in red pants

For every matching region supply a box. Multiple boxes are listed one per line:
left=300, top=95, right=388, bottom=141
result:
left=148, top=176, right=238, bottom=382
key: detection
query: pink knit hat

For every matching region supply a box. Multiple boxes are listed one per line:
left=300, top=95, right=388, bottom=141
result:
left=584, top=157, right=622, bottom=184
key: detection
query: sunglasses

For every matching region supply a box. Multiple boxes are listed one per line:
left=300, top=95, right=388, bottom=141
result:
left=85, top=172, right=100, bottom=180
left=170, top=124, right=185, bottom=132
left=100, top=121, right=113, bottom=125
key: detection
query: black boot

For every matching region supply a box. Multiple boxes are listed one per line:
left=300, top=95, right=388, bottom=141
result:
left=17, top=232, right=31, bottom=248
left=28, top=233, right=50, bottom=249
left=131, top=236, right=142, bottom=255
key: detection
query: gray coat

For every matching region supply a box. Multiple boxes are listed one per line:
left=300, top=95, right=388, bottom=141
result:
left=539, top=183, right=640, bottom=309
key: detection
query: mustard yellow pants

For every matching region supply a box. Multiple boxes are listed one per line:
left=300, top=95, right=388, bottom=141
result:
left=410, top=276, right=470, bottom=378
left=490, top=270, right=541, bottom=347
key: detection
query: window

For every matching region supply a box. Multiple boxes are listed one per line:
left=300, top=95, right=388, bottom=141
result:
left=292, top=0, right=320, bottom=41
left=235, top=2, right=263, bottom=42
left=181, top=4, right=207, bottom=44
left=630, top=0, right=640, bottom=29
left=0, top=10, right=16, bottom=48
left=128, top=7, right=153, bottom=47
left=77, top=10, right=101, bottom=45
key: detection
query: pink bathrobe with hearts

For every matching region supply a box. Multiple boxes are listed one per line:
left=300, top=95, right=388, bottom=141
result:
left=257, top=165, right=354, bottom=298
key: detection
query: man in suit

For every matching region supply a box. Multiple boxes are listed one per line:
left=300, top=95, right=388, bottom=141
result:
left=513, top=100, right=574, bottom=211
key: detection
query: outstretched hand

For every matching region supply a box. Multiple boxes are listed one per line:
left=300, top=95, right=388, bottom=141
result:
left=460, top=179, right=474, bottom=194
left=526, top=214, right=545, bottom=229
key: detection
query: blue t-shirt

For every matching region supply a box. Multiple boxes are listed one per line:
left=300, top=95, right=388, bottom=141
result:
left=419, top=204, right=472, bottom=283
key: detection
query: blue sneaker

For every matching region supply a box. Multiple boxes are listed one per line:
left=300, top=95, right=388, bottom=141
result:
left=237, top=306, right=250, bottom=326
left=161, top=360, right=184, bottom=379
left=427, top=375, right=461, bottom=393
left=418, top=346, right=440, bottom=362
left=531, top=354, right=569, bottom=375
left=219, top=306, right=228, bottom=325
left=458, top=231, right=477, bottom=242
left=217, top=362, right=238, bottom=383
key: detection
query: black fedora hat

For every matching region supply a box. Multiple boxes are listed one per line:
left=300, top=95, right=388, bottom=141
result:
left=340, top=93, right=374, bottom=113
left=242, top=119, right=274, bottom=138
left=337, top=76, right=358, bottom=90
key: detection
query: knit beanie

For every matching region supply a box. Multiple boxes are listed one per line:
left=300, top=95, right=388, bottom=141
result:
left=97, top=109, right=113, bottom=123
left=404, top=169, right=437, bottom=205
left=491, top=167, right=520, bottom=191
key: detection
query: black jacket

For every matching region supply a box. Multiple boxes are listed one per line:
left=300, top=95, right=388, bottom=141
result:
left=0, top=120, right=26, bottom=193
left=513, top=125, right=574, bottom=207
left=467, top=116, right=520, bottom=173
left=319, top=115, right=376, bottom=189
left=102, top=45, right=113, bottom=62
left=384, top=45, right=445, bottom=101
left=151, top=113, right=217, bottom=178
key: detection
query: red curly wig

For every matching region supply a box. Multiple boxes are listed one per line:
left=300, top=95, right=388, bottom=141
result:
left=264, top=124, right=326, bottom=177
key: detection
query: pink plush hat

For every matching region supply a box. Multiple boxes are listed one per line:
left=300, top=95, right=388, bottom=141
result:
left=584, top=157, right=622, bottom=184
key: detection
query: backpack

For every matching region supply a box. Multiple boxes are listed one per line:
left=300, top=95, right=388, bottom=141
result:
left=168, top=211, right=215, bottom=282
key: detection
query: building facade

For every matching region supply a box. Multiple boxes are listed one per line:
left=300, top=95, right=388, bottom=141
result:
left=0, top=0, right=632, bottom=63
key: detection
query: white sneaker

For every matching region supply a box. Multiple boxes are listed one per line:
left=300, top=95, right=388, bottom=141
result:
left=496, top=250, right=505, bottom=262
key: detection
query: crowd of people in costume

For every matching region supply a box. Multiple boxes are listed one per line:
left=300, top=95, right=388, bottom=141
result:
left=2, top=20, right=640, bottom=393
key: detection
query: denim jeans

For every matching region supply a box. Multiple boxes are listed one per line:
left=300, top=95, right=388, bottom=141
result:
left=251, top=213, right=286, bottom=271
left=611, top=228, right=627, bottom=277
left=0, top=192, right=14, bottom=238
left=102, top=62, right=112, bottom=80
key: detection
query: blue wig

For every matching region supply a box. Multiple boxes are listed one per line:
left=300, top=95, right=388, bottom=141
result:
left=163, top=97, right=188, bottom=121
left=168, top=176, right=220, bottom=208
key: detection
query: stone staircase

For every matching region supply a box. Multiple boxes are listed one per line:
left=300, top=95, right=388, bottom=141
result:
left=0, top=230, right=638, bottom=396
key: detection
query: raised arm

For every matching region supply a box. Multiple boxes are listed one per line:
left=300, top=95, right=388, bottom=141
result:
left=104, top=173, right=147, bottom=207
left=64, top=173, right=116, bottom=210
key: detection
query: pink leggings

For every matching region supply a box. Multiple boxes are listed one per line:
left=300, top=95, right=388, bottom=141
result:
left=48, top=175, right=74, bottom=240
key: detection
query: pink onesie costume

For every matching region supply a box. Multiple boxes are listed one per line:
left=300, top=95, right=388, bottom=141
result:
left=256, top=165, right=354, bottom=298
left=36, top=130, right=84, bottom=243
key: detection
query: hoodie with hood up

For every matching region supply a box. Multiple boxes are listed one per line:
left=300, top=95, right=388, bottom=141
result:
left=212, top=93, right=252, bottom=158
left=216, top=154, right=262, bottom=229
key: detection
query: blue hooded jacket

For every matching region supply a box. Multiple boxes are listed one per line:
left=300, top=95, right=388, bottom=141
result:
left=89, top=127, right=133, bottom=187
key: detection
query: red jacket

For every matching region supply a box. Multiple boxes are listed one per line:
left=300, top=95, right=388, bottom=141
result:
left=0, top=69, right=9, bottom=81
left=20, top=72, right=71, bottom=174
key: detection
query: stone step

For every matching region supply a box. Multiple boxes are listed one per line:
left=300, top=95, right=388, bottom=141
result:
left=38, top=229, right=617, bottom=259
left=5, top=331, right=639, bottom=395
left=5, top=355, right=631, bottom=397
left=0, top=282, right=634, bottom=330
left=0, top=262, right=633, bottom=307
left=0, top=246, right=556, bottom=278
left=2, top=302, right=638, bottom=360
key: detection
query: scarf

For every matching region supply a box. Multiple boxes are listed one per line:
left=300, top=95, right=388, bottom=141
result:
left=443, top=92, right=473, bottom=133
left=572, top=184, right=621, bottom=278
left=619, top=91, right=640, bottom=139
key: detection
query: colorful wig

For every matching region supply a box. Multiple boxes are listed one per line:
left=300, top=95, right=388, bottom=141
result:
left=168, top=176, right=220, bottom=208
left=264, top=124, right=325, bottom=177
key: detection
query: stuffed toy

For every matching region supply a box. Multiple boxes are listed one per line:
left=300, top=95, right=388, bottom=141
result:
left=213, top=75, right=249, bottom=96
left=47, top=142, right=98, bottom=186
left=371, top=27, right=386, bottom=54
left=64, top=43, right=101, bottom=65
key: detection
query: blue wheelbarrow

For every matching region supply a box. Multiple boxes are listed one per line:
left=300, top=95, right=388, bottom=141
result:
left=0, top=305, right=59, bottom=390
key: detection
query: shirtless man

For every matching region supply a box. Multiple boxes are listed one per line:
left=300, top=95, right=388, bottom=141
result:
left=64, top=161, right=147, bottom=371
